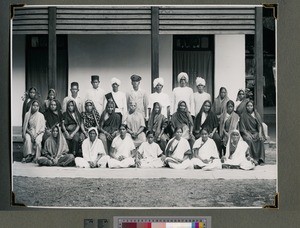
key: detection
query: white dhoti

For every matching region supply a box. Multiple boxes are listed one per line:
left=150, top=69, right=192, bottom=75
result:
left=167, top=159, right=193, bottom=170
left=108, top=157, right=135, bottom=168
left=140, top=158, right=164, bottom=168
left=75, top=155, right=110, bottom=168
left=191, top=158, right=222, bottom=170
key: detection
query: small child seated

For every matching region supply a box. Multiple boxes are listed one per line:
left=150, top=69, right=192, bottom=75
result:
left=136, top=131, right=166, bottom=168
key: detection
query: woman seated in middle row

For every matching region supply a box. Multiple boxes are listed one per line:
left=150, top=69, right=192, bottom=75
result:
left=124, top=101, right=146, bottom=148
left=219, top=100, right=240, bottom=150
left=194, top=100, right=223, bottom=157
left=43, top=99, right=63, bottom=143
left=98, top=101, right=122, bottom=155
left=61, top=100, right=82, bottom=156
left=170, top=100, right=195, bottom=149
left=147, top=102, right=169, bottom=152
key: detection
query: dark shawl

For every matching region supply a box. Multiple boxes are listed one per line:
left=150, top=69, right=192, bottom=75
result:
left=239, top=109, right=265, bottom=138
left=194, top=102, right=218, bottom=134
left=148, top=102, right=168, bottom=136
left=236, top=98, right=250, bottom=116
left=170, top=101, right=193, bottom=129
left=43, top=100, right=63, bottom=129
left=99, top=102, right=121, bottom=134
left=62, top=100, right=82, bottom=133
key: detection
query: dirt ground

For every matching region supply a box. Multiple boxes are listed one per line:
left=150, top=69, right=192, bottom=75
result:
left=13, top=177, right=276, bottom=208
left=12, top=147, right=277, bottom=208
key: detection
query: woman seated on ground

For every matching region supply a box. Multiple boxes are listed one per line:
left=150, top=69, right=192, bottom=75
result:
left=136, top=131, right=165, bottom=168
left=37, top=125, right=75, bottom=167
left=22, top=100, right=46, bottom=163
left=221, top=130, right=255, bottom=170
left=219, top=100, right=240, bottom=149
left=43, top=88, right=61, bottom=112
left=212, top=87, right=230, bottom=120
left=80, top=100, right=101, bottom=138
left=191, top=128, right=222, bottom=171
left=107, top=124, right=136, bottom=168
left=43, top=99, right=63, bottom=142
left=170, top=100, right=195, bottom=148
left=61, top=100, right=82, bottom=156
left=235, top=89, right=250, bottom=116
left=164, top=127, right=193, bottom=169
left=98, top=101, right=122, bottom=155
left=124, top=101, right=146, bottom=148
left=239, top=100, right=266, bottom=165
left=75, top=127, right=110, bottom=168
left=148, top=102, right=169, bottom=152
left=194, top=100, right=223, bottom=157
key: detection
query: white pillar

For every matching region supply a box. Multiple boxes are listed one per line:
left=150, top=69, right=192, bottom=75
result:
left=214, top=35, right=245, bottom=101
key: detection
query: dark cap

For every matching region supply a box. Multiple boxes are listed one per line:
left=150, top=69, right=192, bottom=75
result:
left=130, top=74, right=141, bottom=81
left=70, top=82, right=79, bottom=88
left=91, top=75, right=100, bottom=81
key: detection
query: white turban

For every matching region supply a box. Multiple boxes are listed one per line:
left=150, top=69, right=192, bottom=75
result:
left=177, top=72, right=189, bottom=82
left=153, top=77, right=164, bottom=87
left=196, top=77, right=206, bottom=86
left=111, top=77, right=121, bottom=86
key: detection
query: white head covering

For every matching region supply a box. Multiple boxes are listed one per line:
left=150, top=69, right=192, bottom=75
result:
left=111, top=77, right=121, bottom=86
left=88, top=127, right=99, bottom=137
left=153, top=77, right=164, bottom=88
left=177, top=72, right=189, bottom=82
left=196, top=77, right=206, bottom=86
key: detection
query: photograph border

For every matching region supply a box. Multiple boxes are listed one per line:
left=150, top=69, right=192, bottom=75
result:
left=1, top=0, right=300, bottom=227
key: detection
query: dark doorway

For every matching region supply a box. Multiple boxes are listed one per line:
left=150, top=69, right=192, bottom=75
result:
left=173, top=35, right=214, bottom=97
left=26, top=35, right=68, bottom=104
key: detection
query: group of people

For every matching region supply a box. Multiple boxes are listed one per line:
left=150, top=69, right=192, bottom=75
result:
left=21, top=72, right=266, bottom=170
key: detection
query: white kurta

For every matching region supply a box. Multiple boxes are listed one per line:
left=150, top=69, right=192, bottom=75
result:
left=172, top=87, right=195, bottom=116
left=127, top=89, right=149, bottom=118
left=108, top=134, right=136, bottom=168
left=75, top=138, right=109, bottom=168
left=125, top=111, right=146, bottom=147
left=191, top=137, right=222, bottom=170
left=148, top=92, right=171, bottom=118
left=62, top=95, right=84, bottom=113
left=193, top=92, right=211, bottom=116
left=138, top=141, right=163, bottom=168
left=85, top=88, right=106, bottom=114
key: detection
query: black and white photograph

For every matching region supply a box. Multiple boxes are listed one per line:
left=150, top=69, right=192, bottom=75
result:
left=11, top=4, right=277, bottom=208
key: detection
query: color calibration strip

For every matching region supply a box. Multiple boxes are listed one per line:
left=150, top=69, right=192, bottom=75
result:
left=121, top=222, right=205, bottom=228
left=115, top=217, right=211, bottom=228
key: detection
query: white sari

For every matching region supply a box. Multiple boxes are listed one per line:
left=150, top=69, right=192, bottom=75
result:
left=223, top=130, right=255, bottom=170
left=75, top=127, right=110, bottom=168
left=164, top=137, right=193, bottom=169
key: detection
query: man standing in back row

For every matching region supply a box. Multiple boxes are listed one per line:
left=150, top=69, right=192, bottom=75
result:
left=62, top=82, right=84, bottom=113
left=194, top=77, right=211, bottom=116
left=85, top=75, right=106, bottom=115
left=127, top=74, right=149, bottom=120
